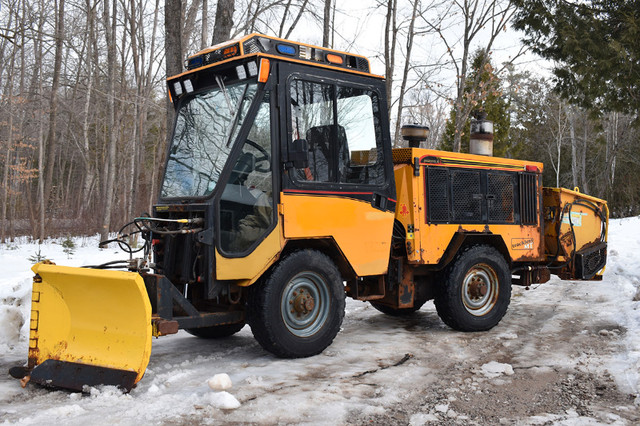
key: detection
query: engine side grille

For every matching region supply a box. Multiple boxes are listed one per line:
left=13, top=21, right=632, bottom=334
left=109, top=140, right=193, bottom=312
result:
left=520, top=173, right=537, bottom=225
left=451, top=170, right=482, bottom=222
left=427, top=167, right=450, bottom=222
left=488, top=173, right=515, bottom=223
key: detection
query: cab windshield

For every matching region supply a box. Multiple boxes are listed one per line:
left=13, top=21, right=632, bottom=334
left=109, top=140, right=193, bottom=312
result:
left=161, top=79, right=258, bottom=198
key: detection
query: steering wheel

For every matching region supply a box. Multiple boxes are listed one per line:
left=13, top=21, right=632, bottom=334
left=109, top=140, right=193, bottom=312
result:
left=245, top=139, right=271, bottom=173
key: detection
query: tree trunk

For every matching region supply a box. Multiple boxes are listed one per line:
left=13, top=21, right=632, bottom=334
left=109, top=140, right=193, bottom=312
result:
left=201, top=0, right=209, bottom=49
left=78, top=0, right=97, bottom=223
left=100, top=0, right=117, bottom=243
left=165, top=0, right=183, bottom=145
left=556, top=102, right=562, bottom=188
left=42, top=0, right=65, bottom=238
left=581, top=117, right=589, bottom=194
left=322, top=0, right=332, bottom=48
left=211, top=0, right=235, bottom=45
left=393, top=0, right=419, bottom=147
left=0, top=50, right=15, bottom=242
left=384, top=0, right=397, bottom=105
left=570, top=109, right=578, bottom=189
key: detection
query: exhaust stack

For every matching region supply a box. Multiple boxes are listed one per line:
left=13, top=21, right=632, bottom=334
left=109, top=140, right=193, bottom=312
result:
left=470, top=113, right=493, bottom=156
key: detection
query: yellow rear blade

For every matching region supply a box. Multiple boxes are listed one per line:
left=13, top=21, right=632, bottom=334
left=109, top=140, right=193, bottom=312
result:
left=28, top=263, right=152, bottom=391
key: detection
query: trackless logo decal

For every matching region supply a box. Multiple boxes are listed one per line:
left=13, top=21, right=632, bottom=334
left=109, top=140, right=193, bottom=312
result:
left=511, top=238, right=534, bottom=250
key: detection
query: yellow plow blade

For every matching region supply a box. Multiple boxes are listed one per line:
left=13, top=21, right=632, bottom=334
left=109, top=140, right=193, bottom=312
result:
left=27, top=263, right=152, bottom=392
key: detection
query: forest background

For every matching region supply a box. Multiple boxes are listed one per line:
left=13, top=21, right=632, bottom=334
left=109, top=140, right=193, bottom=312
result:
left=0, top=0, right=638, bottom=241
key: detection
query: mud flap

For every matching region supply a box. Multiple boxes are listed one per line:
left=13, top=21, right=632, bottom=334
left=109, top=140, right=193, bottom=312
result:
left=27, top=263, right=152, bottom=392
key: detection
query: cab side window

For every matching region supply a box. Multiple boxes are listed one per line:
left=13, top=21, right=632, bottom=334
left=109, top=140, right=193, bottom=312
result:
left=219, top=93, right=274, bottom=254
left=290, top=80, right=335, bottom=182
left=289, top=79, right=384, bottom=186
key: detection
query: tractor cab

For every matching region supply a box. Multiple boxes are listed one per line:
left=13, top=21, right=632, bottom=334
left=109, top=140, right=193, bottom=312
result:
left=156, top=34, right=397, bottom=307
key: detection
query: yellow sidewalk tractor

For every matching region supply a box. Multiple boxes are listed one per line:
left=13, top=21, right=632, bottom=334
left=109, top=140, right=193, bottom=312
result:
left=10, top=34, right=609, bottom=392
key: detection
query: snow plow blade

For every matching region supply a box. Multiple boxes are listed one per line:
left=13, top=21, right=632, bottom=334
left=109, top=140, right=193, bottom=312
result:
left=26, top=263, right=152, bottom=392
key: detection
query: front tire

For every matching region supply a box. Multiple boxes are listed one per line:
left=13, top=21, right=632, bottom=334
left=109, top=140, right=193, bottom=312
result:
left=247, top=250, right=345, bottom=358
left=435, top=245, right=511, bottom=331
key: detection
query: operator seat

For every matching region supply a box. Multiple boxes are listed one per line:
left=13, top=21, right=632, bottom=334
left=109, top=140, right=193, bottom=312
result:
left=305, top=124, right=349, bottom=182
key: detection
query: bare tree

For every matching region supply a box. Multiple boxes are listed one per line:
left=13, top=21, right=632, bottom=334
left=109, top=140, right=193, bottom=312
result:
left=201, top=0, right=209, bottom=49
left=165, top=0, right=183, bottom=79
left=212, top=0, right=235, bottom=45
left=100, top=0, right=118, bottom=243
left=40, top=0, right=66, bottom=241
left=421, top=0, right=518, bottom=152
left=322, top=0, right=331, bottom=47
left=392, top=0, right=420, bottom=146
left=383, top=0, right=398, bottom=105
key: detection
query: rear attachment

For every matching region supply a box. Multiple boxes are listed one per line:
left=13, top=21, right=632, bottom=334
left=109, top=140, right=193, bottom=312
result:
left=19, top=262, right=152, bottom=392
left=543, top=187, right=608, bottom=280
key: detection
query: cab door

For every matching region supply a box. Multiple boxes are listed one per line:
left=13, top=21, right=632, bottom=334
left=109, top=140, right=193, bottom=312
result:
left=214, top=82, right=285, bottom=283
left=278, top=62, right=396, bottom=277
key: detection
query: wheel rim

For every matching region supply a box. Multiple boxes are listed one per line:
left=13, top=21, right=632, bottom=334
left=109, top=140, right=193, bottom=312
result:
left=461, top=263, right=499, bottom=316
left=281, top=271, right=331, bottom=337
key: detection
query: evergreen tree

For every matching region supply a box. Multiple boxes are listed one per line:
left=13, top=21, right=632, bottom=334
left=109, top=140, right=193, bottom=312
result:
left=442, top=50, right=511, bottom=156
left=513, top=0, right=640, bottom=119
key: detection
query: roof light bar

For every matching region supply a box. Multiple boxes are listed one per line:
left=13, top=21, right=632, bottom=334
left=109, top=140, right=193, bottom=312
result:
left=184, top=35, right=371, bottom=74
left=326, top=53, right=343, bottom=65
left=276, top=43, right=296, bottom=56
left=186, top=42, right=240, bottom=70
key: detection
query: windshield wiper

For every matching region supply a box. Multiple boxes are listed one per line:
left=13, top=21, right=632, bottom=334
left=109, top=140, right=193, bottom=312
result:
left=215, top=75, right=233, bottom=112
left=223, top=82, right=250, bottom=147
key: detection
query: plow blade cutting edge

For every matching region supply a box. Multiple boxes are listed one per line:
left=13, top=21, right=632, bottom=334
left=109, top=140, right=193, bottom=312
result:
left=25, top=263, right=152, bottom=392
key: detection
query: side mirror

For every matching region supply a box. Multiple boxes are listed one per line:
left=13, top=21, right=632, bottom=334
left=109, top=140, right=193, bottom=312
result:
left=289, top=139, right=309, bottom=169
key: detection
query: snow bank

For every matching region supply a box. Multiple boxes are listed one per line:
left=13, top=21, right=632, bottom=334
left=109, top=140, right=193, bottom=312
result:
left=0, top=236, right=132, bottom=354
left=601, top=215, right=640, bottom=397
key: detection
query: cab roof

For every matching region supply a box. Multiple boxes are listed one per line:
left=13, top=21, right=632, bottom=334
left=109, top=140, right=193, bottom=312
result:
left=174, top=33, right=380, bottom=79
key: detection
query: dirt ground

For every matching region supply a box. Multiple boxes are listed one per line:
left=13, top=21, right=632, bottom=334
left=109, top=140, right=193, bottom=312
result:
left=343, top=287, right=639, bottom=425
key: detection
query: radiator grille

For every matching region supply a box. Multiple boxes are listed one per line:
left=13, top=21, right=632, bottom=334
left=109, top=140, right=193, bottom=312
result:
left=520, top=173, right=537, bottom=224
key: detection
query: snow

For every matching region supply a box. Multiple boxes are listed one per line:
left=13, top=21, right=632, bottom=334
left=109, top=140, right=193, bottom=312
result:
left=478, top=361, right=514, bottom=378
left=207, top=373, right=233, bottom=391
left=1, top=216, right=639, bottom=424
left=206, top=391, right=240, bottom=410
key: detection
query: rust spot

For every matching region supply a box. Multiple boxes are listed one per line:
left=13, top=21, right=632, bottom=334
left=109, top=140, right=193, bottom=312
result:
left=153, top=319, right=179, bottom=336
left=51, top=341, right=69, bottom=358
left=20, top=376, right=30, bottom=388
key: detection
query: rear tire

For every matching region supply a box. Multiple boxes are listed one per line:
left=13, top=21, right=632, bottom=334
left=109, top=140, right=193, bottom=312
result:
left=434, top=245, right=511, bottom=331
left=185, top=322, right=245, bottom=338
left=247, top=250, right=345, bottom=358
